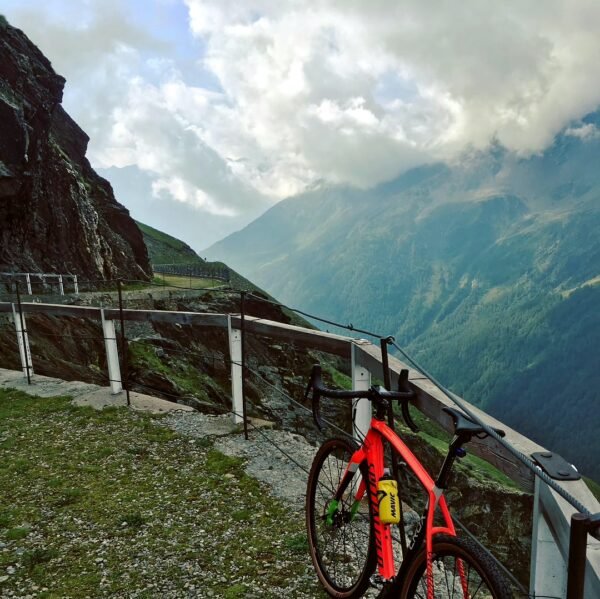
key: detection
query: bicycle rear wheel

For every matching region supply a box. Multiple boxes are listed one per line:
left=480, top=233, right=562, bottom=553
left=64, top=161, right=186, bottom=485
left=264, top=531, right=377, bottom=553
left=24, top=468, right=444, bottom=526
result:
left=397, top=534, right=513, bottom=599
left=306, top=437, right=376, bottom=598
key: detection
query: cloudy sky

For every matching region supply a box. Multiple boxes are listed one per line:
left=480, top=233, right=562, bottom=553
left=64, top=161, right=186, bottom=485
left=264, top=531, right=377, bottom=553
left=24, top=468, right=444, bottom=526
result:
left=3, top=0, right=600, bottom=250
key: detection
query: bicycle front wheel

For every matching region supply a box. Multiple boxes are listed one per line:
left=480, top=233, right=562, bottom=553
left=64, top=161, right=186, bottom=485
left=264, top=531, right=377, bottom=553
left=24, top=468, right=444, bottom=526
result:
left=306, top=437, right=376, bottom=598
left=398, top=534, right=513, bottom=599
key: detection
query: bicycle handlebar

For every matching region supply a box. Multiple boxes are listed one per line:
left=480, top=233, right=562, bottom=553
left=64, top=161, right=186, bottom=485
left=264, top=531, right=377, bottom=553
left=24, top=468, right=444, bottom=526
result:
left=304, top=363, right=417, bottom=431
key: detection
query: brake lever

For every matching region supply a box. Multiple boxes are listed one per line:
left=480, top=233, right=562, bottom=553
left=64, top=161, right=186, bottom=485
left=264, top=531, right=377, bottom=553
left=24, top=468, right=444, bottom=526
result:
left=401, top=402, right=419, bottom=432
left=305, top=364, right=325, bottom=431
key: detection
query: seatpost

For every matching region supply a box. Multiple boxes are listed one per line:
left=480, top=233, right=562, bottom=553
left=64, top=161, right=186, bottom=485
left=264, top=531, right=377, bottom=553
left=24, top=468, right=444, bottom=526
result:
left=436, top=434, right=469, bottom=489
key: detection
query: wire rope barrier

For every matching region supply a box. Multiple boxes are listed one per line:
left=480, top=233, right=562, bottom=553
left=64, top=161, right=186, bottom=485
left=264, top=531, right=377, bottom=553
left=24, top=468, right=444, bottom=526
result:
left=240, top=291, right=598, bottom=526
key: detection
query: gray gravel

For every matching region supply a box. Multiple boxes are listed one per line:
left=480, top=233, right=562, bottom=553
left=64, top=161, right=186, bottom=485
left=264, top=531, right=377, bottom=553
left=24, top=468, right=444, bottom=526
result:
left=162, top=412, right=395, bottom=598
left=164, top=412, right=318, bottom=511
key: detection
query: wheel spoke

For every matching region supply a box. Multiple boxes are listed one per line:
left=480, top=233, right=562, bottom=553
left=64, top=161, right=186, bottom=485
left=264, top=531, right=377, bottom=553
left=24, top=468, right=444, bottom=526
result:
left=402, top=535, right=512, bottom=599
left=307, top=439, right=375, bottom=596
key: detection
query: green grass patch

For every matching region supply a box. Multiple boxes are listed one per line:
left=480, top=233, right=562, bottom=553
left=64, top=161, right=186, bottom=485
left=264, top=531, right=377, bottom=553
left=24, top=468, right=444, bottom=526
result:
left=322, top=364, right=352, bottom=390
left=0, top=388, right=324, bottom=597
left=153, top=274, right=222, bottom=289
left=584, top=476, right=600, bottom=502
left=223, top=583, right=246, bottom=598
left=205, top=448, right=241, bottom=475
left=232, top=508, right=252, bottom=522
left=129, top=341, right=214, bottom=402
left=136, top=221, right=199, bottom=261
left=284, top=533, right=309, bottom=554
left=119, top=511, right=147, bottom=528
left=6, top=526, right=30, bottom=540
left=22, top=548, right=59, bottom=570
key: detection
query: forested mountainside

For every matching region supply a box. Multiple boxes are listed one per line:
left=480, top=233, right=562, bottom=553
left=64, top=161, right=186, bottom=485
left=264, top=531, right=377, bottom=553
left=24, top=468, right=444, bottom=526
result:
left=0, top=19, right=150, bottom=280
left=206, top=115, right=600, bottom=480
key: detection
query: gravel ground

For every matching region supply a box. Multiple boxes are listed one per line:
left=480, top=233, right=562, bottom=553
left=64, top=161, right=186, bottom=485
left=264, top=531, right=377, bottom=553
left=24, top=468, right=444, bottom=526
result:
left=163, top=412, right=388, bottom=599
left=0, top=389, right=328, bottom=598
left=164, top=412, right=317, bottom=512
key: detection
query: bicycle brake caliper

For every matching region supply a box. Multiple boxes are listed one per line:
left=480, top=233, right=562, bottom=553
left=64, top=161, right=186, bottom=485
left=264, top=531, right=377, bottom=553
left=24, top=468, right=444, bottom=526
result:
left=349, top=499, right=361, bottom=522
left=325, top=499, right=340, bottom=526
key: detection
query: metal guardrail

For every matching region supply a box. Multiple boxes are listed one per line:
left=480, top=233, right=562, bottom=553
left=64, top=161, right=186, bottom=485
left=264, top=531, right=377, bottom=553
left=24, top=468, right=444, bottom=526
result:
left=0, top=297, right=598, bottom=597
left=0, top=272, right=78, bottom=295
left=152, top=263, right=230, bottom=282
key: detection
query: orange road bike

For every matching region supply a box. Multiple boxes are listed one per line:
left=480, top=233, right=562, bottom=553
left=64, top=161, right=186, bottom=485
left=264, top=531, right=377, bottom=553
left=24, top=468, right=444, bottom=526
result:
left=304, top=362, right=513, bottom=599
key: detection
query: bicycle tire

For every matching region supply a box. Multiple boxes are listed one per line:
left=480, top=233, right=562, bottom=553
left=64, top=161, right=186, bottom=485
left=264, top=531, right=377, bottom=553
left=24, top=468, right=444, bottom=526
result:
left=392, top=534, right=513, bottom=599
left=306, top=437, right=377, bottom=598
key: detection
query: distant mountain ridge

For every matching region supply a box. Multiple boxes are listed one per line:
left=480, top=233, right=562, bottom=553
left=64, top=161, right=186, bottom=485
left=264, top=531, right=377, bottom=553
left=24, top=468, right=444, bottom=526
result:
left=205, top=113, right=600, bottom=479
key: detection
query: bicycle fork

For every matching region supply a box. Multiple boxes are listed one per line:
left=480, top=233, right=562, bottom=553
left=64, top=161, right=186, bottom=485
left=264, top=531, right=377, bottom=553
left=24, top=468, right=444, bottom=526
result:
left=331, top=423, right=469, bottom=595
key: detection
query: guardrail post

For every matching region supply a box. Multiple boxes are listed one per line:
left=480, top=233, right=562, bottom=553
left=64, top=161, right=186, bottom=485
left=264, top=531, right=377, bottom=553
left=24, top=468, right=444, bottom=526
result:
left=117, top=280, right=130, bottom=406
left=228, top=315, right=244, bottom=424
left=58, top=275, right=64, bottom=295
left=567, top=513, right=590, bottom=599
left=12, top=303, right=33, bottom=381
left=101, top=309, right=122, bottom=395
left=240, top=291, right=248, bottom=439
left=530, top=476, right=568, bottom=598
left=351, top=343, right=371, bottom=440
left=73, top=275, right=79, bottom=295
left=25, top=273, right=32, bottom=295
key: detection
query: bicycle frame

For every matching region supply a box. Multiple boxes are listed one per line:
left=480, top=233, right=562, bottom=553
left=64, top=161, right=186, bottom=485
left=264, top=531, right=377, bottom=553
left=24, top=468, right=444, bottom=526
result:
left=334, top=417, right=458, bottom=582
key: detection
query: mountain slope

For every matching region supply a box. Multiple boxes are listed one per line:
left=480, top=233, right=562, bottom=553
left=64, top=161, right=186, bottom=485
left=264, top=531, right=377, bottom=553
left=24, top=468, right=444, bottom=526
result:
left=138, top=220, right=286, bottom=298
left=205, top=120, right=600, bottom=479
left=136, top=221, right=205, bottom=266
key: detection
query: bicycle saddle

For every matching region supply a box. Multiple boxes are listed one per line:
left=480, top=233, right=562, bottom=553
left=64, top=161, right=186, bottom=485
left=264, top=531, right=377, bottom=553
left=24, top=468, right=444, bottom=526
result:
left=442, top=407, right=505, bottom=439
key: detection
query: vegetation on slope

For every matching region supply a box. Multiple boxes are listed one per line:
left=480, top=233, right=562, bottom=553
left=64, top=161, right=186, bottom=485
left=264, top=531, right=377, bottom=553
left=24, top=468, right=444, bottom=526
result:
left=137, top=220, right=313, bottom=327
left=0, top=389, right=323, bottom=597
left=136, top=221, right=203, bottom=265
left=204, top=135, right=600, bottom=480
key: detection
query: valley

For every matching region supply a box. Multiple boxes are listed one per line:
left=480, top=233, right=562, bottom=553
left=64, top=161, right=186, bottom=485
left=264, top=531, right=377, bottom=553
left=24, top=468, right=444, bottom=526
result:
left=206, top=133, right=600, bottom=480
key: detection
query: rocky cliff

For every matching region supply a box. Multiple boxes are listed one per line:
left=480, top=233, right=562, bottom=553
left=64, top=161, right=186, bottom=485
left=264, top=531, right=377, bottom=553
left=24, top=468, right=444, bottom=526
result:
left=0, top=18, right=150, bottom=280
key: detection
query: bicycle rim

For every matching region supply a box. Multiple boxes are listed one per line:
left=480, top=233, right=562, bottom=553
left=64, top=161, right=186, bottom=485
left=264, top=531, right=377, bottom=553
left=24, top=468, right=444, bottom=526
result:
left=306, top=437, right=376, bottom=598
left=400, top=535, right=513, bottom=599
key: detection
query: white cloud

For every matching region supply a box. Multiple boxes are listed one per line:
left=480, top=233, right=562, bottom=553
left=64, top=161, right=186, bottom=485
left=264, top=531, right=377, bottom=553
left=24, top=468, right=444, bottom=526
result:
left=4, top=0, right=600, bottom=231
left=565, top=123, right=600, bottom=140
left=182, top=0, right=600, bottom=195
left=92, top=75, right=268, bottom=215
left=152, top=177, right=236, bottom=216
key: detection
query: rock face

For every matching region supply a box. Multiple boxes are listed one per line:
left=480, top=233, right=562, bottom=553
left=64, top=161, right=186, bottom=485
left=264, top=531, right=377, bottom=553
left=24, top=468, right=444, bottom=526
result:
left=0, top=19, right=150, bottom=280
